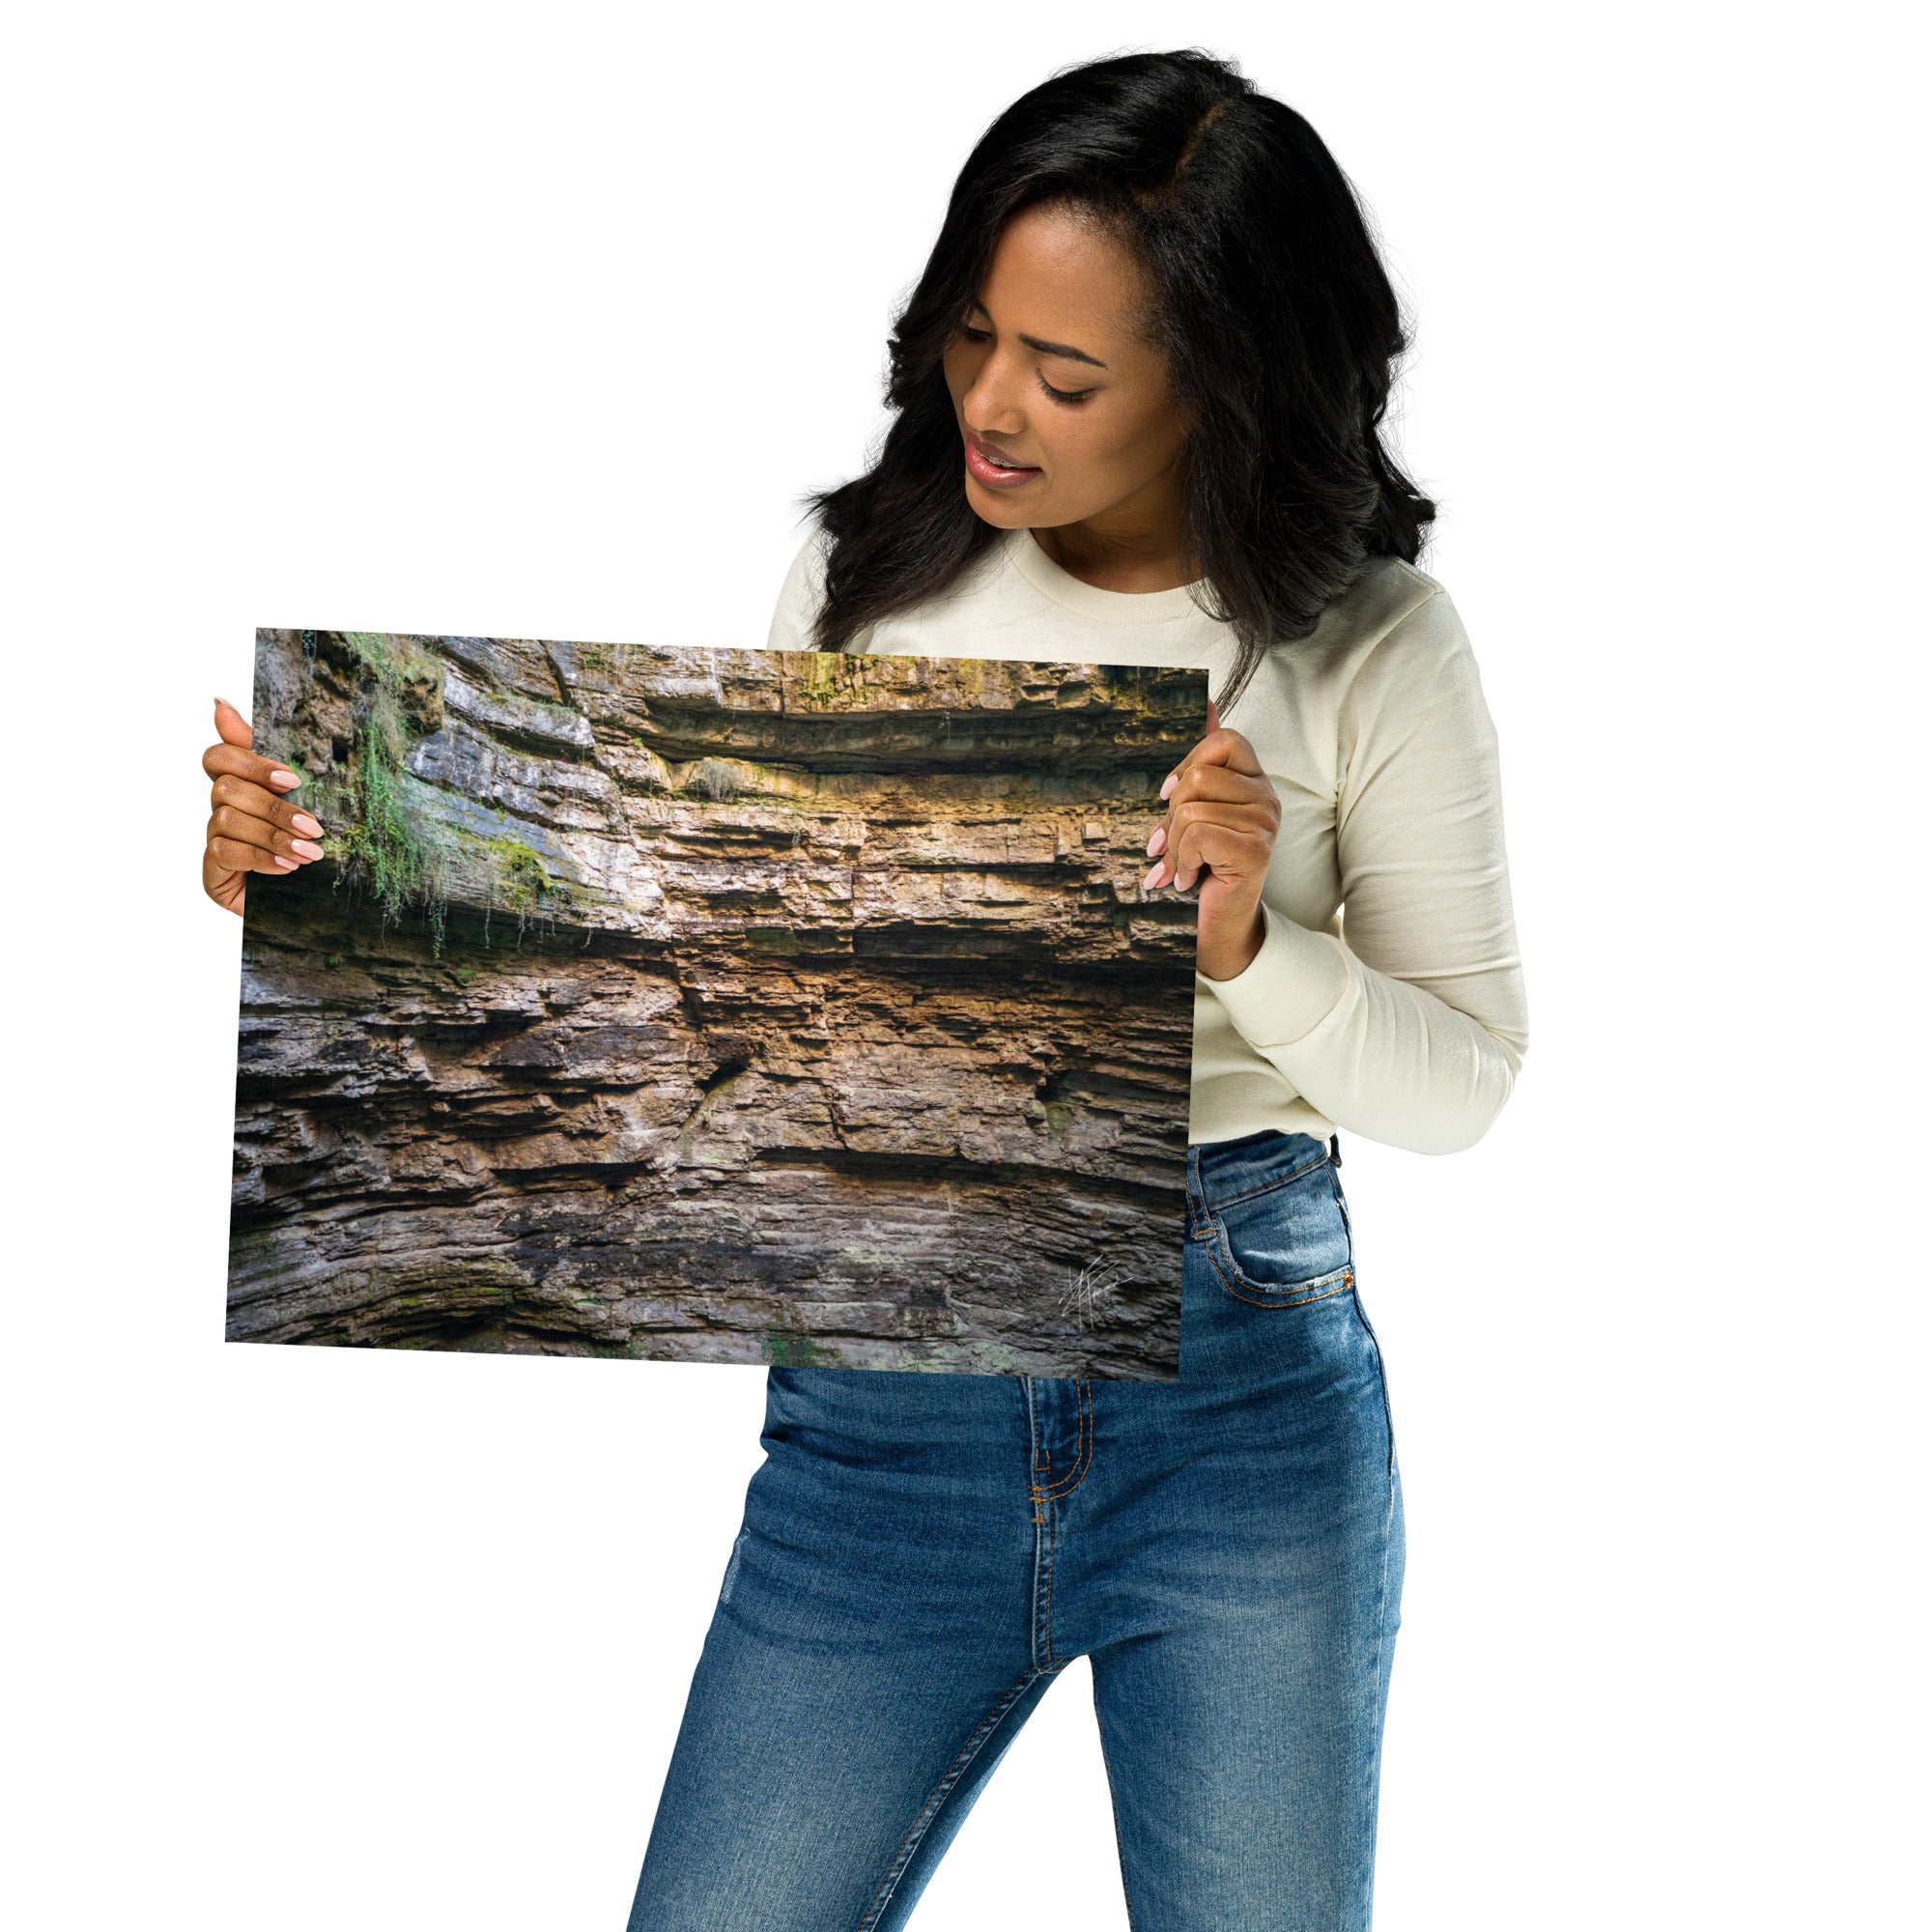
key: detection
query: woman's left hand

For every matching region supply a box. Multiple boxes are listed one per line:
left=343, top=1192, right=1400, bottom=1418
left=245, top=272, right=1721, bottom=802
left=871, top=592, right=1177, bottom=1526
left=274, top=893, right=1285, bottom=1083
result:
left=1143, top=696, right=1281, bottom=981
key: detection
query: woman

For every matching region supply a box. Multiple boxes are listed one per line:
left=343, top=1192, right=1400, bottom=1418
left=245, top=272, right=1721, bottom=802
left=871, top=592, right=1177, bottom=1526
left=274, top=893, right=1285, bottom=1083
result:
left=200, top=48, right=1528, bottom=1932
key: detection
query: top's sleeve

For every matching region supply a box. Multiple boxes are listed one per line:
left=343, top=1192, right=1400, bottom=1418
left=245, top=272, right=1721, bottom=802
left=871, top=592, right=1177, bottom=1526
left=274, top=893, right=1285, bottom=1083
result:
left=1202, top=586, right=1530, bottom=1154
left=765, top=522, right=834, bottom=650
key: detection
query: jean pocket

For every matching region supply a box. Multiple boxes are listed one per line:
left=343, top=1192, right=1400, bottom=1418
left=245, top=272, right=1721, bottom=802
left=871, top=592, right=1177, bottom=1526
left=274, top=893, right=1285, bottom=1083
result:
left=1203, top=1154, right=1355, bottom=1308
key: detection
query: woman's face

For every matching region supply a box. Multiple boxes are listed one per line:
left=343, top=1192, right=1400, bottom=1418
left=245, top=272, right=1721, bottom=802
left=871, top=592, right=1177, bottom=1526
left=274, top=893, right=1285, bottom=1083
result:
left=941, top=202, right=1191, bottom=540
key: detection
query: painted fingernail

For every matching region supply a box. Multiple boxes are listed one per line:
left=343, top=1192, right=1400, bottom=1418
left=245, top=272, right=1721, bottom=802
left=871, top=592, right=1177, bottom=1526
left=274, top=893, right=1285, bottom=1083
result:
left=272, top=855, right=298, bottom=869
left=291, top=812, right=323, bottom=837
left=1146, top=826, right=1167, bottom=857
left=1142, top=861, right=1166, bottom=891
left=1159, top=773, right=1179, bottom=800
left=269, top=769, right=298, bottom=788
left=291, top=838, right=324, bottom=861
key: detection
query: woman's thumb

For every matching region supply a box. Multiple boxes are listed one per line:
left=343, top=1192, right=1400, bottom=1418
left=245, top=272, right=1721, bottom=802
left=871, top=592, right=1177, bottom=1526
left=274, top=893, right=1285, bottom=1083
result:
left=213, top=696, right=253, bottom=751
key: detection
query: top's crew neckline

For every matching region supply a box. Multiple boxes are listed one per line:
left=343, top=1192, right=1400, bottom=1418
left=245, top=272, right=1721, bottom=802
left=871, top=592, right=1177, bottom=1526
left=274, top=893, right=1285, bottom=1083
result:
left=1007, top=526, right=1209, bottom=627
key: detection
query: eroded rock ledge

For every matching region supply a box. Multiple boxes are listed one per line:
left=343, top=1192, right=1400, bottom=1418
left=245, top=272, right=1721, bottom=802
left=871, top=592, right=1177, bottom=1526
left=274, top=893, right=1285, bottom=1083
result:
left=231, top=629, right=1207, bottom=1378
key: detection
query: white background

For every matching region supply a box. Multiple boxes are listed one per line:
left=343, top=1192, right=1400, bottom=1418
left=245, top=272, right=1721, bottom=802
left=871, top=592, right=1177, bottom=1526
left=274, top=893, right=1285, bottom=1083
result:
left=3, top=4, right=1924, bottom=1926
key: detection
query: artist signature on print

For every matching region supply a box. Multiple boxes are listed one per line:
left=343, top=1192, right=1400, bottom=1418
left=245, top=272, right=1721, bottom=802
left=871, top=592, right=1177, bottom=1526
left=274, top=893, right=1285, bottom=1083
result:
left=1058, top=1256, right=1136, bottom=1330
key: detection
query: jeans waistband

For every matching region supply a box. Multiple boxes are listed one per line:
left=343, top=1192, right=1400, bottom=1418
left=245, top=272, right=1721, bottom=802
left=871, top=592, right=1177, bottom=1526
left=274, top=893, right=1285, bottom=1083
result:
left=1186, top=1130, right=1334, bottom=1217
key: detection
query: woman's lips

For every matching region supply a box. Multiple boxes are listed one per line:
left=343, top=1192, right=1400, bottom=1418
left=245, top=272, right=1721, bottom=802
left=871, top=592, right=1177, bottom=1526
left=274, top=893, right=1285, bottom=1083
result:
left=964, top=434, right=1041, bottom=488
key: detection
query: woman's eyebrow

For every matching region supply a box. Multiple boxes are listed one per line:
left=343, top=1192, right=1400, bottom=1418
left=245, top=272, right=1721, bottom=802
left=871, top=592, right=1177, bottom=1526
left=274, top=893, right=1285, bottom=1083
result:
left=1022, top=334, right=1107, bottom=369
left=968, top=301, right=1109, bottom=369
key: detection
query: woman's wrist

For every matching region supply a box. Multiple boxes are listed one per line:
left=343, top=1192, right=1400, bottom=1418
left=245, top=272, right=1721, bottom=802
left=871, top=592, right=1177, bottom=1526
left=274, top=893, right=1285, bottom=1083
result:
left=1196, top=904, right=1267, bottom=982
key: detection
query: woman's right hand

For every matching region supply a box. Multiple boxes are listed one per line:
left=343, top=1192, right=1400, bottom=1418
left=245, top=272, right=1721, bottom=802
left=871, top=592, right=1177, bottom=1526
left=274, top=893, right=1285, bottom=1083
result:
left=201, top=697, right=327, bottom=916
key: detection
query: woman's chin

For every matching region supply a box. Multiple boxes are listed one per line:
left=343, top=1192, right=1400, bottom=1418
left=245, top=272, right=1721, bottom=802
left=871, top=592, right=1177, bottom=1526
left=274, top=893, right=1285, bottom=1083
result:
left=964, top=480, right=1044, bottom=526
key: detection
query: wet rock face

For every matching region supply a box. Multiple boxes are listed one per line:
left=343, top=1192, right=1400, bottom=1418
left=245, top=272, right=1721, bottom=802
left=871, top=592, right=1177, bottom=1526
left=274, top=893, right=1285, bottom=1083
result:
left=231, top=629, right=1207, bottom=1378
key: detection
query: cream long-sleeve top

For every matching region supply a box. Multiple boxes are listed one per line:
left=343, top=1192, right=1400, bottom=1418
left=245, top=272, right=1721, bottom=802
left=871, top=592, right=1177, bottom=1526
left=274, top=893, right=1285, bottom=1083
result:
left=765, top=521, right=1529, bottom=1156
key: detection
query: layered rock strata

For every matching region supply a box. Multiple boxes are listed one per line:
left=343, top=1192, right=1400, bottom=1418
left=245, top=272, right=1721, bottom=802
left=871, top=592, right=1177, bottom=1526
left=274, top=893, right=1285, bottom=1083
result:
left=231, top=628, right=1206, bottom=1378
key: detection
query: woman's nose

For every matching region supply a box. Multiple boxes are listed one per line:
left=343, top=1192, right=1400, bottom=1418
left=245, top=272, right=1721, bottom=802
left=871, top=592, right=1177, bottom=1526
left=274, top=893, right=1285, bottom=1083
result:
left=961, top=361, right=1027, bottom=435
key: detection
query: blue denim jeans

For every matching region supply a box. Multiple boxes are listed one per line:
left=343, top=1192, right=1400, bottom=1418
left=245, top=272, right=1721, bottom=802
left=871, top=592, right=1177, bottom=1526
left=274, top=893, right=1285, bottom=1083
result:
left=625, top=1130, right=1405, bottom=1930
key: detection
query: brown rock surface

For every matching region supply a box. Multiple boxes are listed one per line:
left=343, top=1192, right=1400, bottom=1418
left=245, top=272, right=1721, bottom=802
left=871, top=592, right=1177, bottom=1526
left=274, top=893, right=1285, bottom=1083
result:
left=231, top=628, right=1206, bottom=1378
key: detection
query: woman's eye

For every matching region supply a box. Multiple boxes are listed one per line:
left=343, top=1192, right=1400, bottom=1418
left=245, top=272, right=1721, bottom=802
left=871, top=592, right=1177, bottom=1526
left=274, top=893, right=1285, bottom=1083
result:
left=955, top=323, right=1092, bottom=404
left=1037, top=373, right=1093, bottom=406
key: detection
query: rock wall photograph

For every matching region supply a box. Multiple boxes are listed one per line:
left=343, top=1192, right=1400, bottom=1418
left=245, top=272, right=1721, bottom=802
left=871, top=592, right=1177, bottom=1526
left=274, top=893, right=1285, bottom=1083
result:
left=230, top=627, right=1207, bottom=1378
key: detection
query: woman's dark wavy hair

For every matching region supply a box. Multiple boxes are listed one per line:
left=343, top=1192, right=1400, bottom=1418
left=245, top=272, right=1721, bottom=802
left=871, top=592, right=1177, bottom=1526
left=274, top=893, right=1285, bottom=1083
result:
left=801, top=46, right=1435, bottom=713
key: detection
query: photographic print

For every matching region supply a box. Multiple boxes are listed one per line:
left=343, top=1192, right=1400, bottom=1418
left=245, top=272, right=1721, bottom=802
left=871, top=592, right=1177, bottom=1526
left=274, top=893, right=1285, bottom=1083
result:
left=227, top=628, right=1207, bottom=1378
